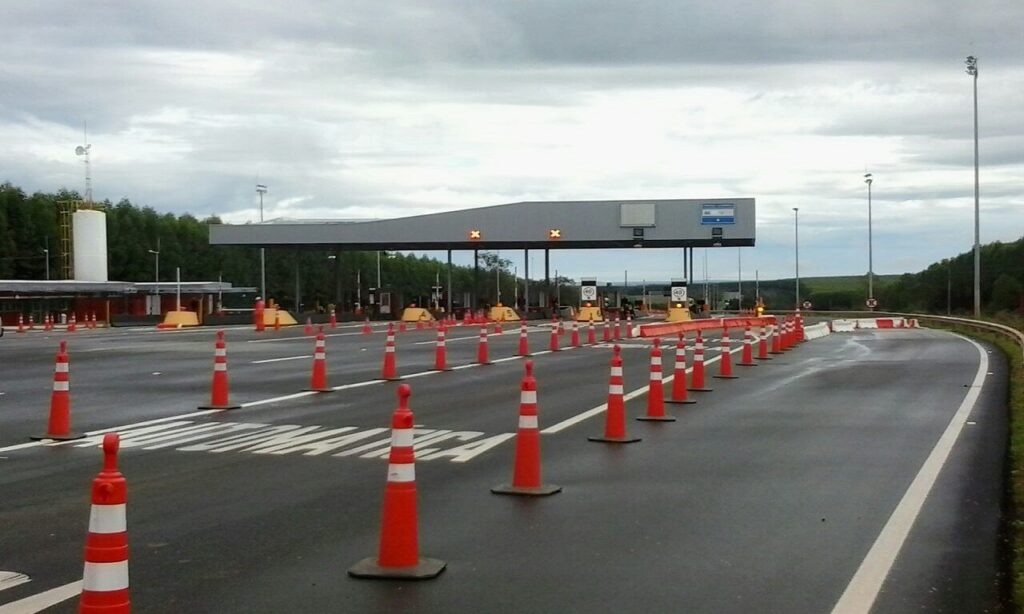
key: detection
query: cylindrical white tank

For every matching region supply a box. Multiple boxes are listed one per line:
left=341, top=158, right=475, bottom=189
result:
left=73, top=210, right=108, bottom=282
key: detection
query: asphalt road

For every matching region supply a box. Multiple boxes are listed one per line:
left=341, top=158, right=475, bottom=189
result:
left=0, top=321, right=1008, bottom=613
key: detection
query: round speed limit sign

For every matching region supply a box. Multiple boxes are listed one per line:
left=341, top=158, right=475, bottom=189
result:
left=866, top=298, right=878, bottom=308
left=802, top=301, right=812, bottom=310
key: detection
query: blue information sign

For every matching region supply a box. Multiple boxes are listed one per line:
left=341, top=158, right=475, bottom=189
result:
left=701, top=204, right=736, bottom=225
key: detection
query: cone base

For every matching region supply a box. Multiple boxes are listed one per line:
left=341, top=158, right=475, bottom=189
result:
left=30, top=431, right=84, bottom=441
left=738, top=363, right=758, bottom=367
left=689, top=387, right=714, bottom=392
left=637, top=415, right=676, bottom=422
left=769, top=351, right=785, bottom=355
left=756, top=356, right=773, bottom=360
left=712, top=375, right=739, bottom=379
left=348, top=557, right=446, bottom=580
left=666, top=399, right=697, bottom=405
left=303, top=388, right=335, bottom=393
left=491, top=483, right=562, bottom=496
left=197, top=403, right=242, bottom=410
left=588, top=435, right=642, bottom=443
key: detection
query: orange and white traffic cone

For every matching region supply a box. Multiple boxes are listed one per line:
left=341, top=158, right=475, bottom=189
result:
left=31, top=340, right=84, bottom=440
left=494, top=321, right=503, bottom=335
left=666, top=333, right=696, bottom=405
left=363, top=318, right=372, bottom=335
left=589, top=345, right=641, bottom=443
left=714, top=327, right=738, bottom=379
left=602, top=319, right=611, bottom=342
left=549, top=323, right=560, bottom=352
left=28, top=314, right=35, bottom=330
left=329, top=312, right=337, bottom=329
left=739, top=326, right=757, bottom=367
left=69, top=313, right=78, bottom=332
left=198, top=331, right=241, bottom=409
left=416, top=320, right=424, bottom=331
left=16, top=313, right=24, bottom=333
left=637, top=338, right=675, bottom=422
left=614, top=315, right=622, bottom=340
left=492, top=361, right=561, bottom=496
left=304, top=317, right=313, bottom=335
left=381, top=323, right=400, bottom=380
left=796, top=314, right=805, bottom=342
left=306, top=327, right=332, bottom=392
left=477, top=324, right=492, bottom=365
left=587, top=320, right=596, bottom=345
left=89, top=312, right=97, bottom=329
left=781, top=319, right=792, bottom=350
left=769, top=322, right=783, bottom=354
left=43, top=314, right=51, bottom=331
left=79, top=433, right=130, bottom=614
left=689, top=331, right=713, bottom=392
left=517, top=320, right=530, bottom=357
left=434, top=326, right=452, bottom=371
left=757, top=324, right=772, bottom=360
left=349, top=385, right=446, bottom=580
left=399, top=320, right=407, bottom=333
left=626, top=314, right=634, bottom=338
left=570, top=320, right=580, bottom=347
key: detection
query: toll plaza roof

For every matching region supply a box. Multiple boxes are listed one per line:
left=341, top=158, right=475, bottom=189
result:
left=0, top=280, right=256, bottom=296
left=208, top=198, right=755, bottom=250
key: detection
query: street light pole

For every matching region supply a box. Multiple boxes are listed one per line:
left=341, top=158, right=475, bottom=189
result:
left=966, top=55, right=981, bottom=317
left=256, top=184, right=268, bottom=300
left=793, top=207, right=800, bottom=310
left=864, top=173, right=874, bottom=308
left=147, top=237, right=160, bottom=285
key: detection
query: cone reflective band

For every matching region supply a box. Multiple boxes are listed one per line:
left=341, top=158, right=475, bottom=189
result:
left=603, top=320, right=611, bottom=342
left=80, top=433, right=130, bottom=614
left=199, top=331, right=241, bottom=409
left=589, top=345, right=641, bottom=443
left=492, top=361, right=561, bottom=496
left=637, top=338, right=675, bottom=422
left=667, top=333, right=696, bottom=405
left=739, top=326, right=757, bottom=367
left=349, top=385, right=446, bottom=580
left=477, top=325, right=492, bottom=364
left=549, top=324, right=560, bottom=352
left=614, top=315, right=622, bottom=341
left=626, top=314, right=634, bottom=338
left=32, top=340, right=84, bottom=441
left=434, top=326, right=452, bottom=371
left=757, top=324, right=771, bottom=360
left=517, top=320, right=529, bottom=356
left=689, top=332, right=713, bottom=392
left=306, top=327, right=332, bottom=392
left=381, top=323, right=400, bottom=380
left=714, top=327, right=738, bottom=379
left=587, top=320, right=596, bottom=345
left=570, top=320, right=580, bottom=347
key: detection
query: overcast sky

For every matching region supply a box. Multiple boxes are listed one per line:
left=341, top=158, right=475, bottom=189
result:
left=1, top=1, right=1021, bottom=286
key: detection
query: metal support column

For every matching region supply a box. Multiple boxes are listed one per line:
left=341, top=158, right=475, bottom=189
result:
left=473, top=249, right=479, bottom=310
left=523, top=249, right=529, bottom=313
left=544, top=249, right=550, bottom=309
left=447, top=249, right=453, bottom=314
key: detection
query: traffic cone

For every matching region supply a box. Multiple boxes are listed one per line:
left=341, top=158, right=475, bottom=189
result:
left=434, top=326, right=452, bottom=371
left=31, top=340, right=84, bottom=440
left=626, top=314, right=634, bottom=338
left=305, top=327, right=332, bottom=392
left=254, top=299, right=266, bottom=332
left=587, top=320, right=596, bottom=345
left=492, top=361, right=561, bottom=496
left=781, top=319, right=792, bottom=351
left=304, top=317, right=313, bottom=335
left=28, top=314, right=35, bottom=330
left=16, top=313, right=24, bottom=333
left=89, top=312, right=97, bottom=329
left=477, top=324, right=492, bottom=365
left=399, top=320, right=407, bottom=333
left=44, top=314, right=51, bottom=331
left=556, top=318, right=564, bottom=336
left=79, top=433, right=130, bottom=614
left=603, top=320, right=611, bottom=342
left=363, top=318, right=372, bottom=335
left=69, top=313, right=77, bottom=332
left=769, top=322, right=783, bottom=354
left=381, top=323, right=401, bottom=380
left=614, top=315, right=622, bottom=340
left=589, top=345, right=641, bottom=443
left=796, top=314, right=805, bottom=342
left=416, top=321, right=424, bottom=331
left=494, top=322, right=503, bottom=335
left=549, top=324, right=560, bottom=352
left=757, top=325, right=772, bottom=360
left=517, top=320, right=530, bottom=357
left=348, top=385, right=446, bottom=580
left=689, top=331, right=713, bottom=392
left=329, top=312, right=337, bottom=329
left=637, top=338, right=675, bottom=422
left=666, top=333, right=696, bottom=405
left=739, top=326, right=757, bottom=367
left=714, top=327, right=738, bottom=379
left=570, top=320, right=580, bottom=347
left=198, top=330, right=241, bottom=409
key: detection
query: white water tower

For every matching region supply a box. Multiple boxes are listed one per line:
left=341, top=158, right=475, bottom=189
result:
left=73, top=209, right=108, bottom=281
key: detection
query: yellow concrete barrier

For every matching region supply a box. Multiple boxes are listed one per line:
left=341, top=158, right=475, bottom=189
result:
left=665, top=303, right=692, bottom=323
left=158, top=310, right=199, bottom=328
left=263, top=308, right=298, bottom=326
left=488, top=305, right=520, bottom=322
left=401, top=307, right=435, bottom=322
left=576, top=306, right=603, bottom=322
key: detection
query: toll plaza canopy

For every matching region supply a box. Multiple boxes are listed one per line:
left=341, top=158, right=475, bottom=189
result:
left=208, top=198, right=756, bottom=250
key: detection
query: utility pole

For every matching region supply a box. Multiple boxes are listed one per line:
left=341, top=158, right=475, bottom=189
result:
left=256, top=184, right=267, bottom=300
left=966, top=55, right=981, bottom=317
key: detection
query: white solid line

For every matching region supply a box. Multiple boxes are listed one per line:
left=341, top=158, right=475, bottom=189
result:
left=0, top=579, right=81, bottom=614
left=0, top=572, right=30, bottom=592
left=830, top=334, right=988, bottom=614
left=240, top=391, right=318, bottom=409
left=246, top=331, right=367, bottom=344
left=251, top=355, right=311, bottom=364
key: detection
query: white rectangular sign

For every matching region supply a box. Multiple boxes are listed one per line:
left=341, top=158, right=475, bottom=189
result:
left=671, top=286, right=688, bottom=302
left=581, top=285, right=597, bottom=301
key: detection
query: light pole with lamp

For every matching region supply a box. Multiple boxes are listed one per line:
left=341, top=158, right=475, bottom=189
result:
left=966, top=55, right=980, bottom=317
left=864, top=173, right=874, bottom=308
left=793, top=207, right=800, bottom=310
left=256, top=183, right=268, bottom=300
left=42, top=245, right=50, bottom=281
left=148, top=238, right=160, bottom=315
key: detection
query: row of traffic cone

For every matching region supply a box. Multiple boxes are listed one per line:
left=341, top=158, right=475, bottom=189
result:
left=11, top=312, right=98, bottom=332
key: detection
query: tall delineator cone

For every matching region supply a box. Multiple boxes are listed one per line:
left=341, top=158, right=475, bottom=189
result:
left=68, top=313, right=77, bottom=333
left=304, top=317, right=314, bottom=335
left=362, top=319, right=372, bottom=335
left=381, top=323, right=401, bottom=381
left=254, top=299, right=266, bottom=332
left=570, top=320, right=580, bottom=347
left=305, top=327, right=333, bottom=392
left=349, top=385, right=446, bottom=580
left=769, top=323, right=784, bottom=355
left=16, top=313, right=25, bottom=333
left=614, top=315, right=622, bottom=341
left=689, top=332, right=713, bottom=392
left=434, top=326, right=453, bottom=371
left=738, top=326, right=757, bottom=367
left=756, top=325, right=772, bottom=360
left=713, top=327, right=738, bottom=380
left=329, top=312, right=337, bottom=329
left=549, top=324, right=560, bottom=352
left=602, top=320, right=611, bottom=342
left=31, top=340, right=84, bottom=441
left=666, top=333, right=696, bottom=405
left=477, top=325, right=493, bottom=365
left=587, top=320, right=596, bottom=345
left=79, top=433, right=130, bottom=614
left=589, top=345, right=641, bottom=444
left=517, top=320, right=530, bottom=357
left=198, top=330, right=241, bottom=409
left=492, top=361, right=562, bottom=496
left=637, top=338, right=676, bottom=422
left=626, top=314, right=634, bottom=338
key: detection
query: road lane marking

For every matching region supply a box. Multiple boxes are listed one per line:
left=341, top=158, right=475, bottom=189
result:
left=0, top=572, right=30, bottom=592
left=251, top=355, right=311, bottom=364
left=0, top=579, right=81, bottom=614
left=830, top=334, right=988, bottom=614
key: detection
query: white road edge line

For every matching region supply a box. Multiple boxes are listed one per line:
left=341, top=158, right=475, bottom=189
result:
left=251, top=355, right=311, bottom=364
left=830, top=333, right=988, bottom=614
left=0, top=579, right=82, bottom=614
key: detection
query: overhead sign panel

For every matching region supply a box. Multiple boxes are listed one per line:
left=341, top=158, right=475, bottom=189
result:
left=701, top=204, right=736, bottom=225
